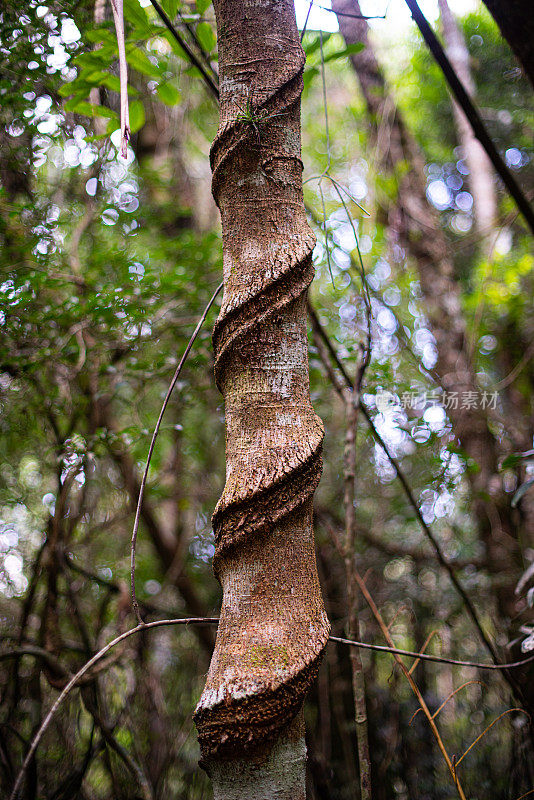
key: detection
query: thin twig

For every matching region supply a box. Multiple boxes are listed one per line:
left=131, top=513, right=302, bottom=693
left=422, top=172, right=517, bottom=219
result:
left=308, top=301, right=501, bottom=670
left=9, top=614, right=534, bottom=798
left=319, top=29, right=331, bottom=174
left=351, top=570, right=468, bottom=800
left=83, top=696, right=153, bottom=800
left=454, top=708, right=529, bottom=769
left=300, top=0, right=314, bottom=41
left=148, top=0, right=219, bottom=99
left=130, top=282, right=223, bottom=623
left=357, top=402, right=500, bottom=667
left=431, top=680, right=485, bottom=721
left=409, top=680, right=485, bottom=725
left=109, top=0, right=129, bottom=157
left=318, top=182, right=336, bottom=288
left=404, top=0, right=534, bottom=234
left=407, top=629, right=439, bottom=675
left=176, top=7, right=219, bottom=84
left=329, top=637, right=534, bottom=671
left=343, top=374, right=372, bottom=798
left=328, top=181, right=372, bottom=379
left=312, top=2, right=387, bottom=19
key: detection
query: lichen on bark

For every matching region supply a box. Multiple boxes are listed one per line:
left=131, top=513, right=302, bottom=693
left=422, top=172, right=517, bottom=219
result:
left=193, top=0, right=330, bottom=785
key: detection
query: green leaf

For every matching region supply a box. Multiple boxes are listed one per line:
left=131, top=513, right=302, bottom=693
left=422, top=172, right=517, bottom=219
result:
left=64, top=94, right=93, bottom=113
left=163, top=30, right=188, bottom=60
left=97, top=74, right=139, bottom=95
left=78, top=69, right=110, bottom=86
left=123, top=0, right=151, bottom=35
left=196, top=21, right=216, bottom=52
left=128, top=100, right=145, bottom=133
left=161, top=0, right=180, bottom=17
left=64, top=97, right=119, bottom=122
left=72, top=48, right=115, bottom=69
left=324, top=42, right=364, bottom=64
left=59, top=81, right=81, bottom=98
left=196, top=0, right=211, bottom=14
left=126, top=45, right=162, bottom=78
left=303, top=33, right=332, bottom=57
left=156, top=82, right=181, bottom=106
left=97, top=74, right=121, bottom=92
left=303, top=66, right=319, bottom=91
left=60, top=72, right=138, bottom=100
left=106, top=119, right=120, bottom=136
left=91, top=105, right=120, bottom=120
left=85, top=27, right=115, bottom=45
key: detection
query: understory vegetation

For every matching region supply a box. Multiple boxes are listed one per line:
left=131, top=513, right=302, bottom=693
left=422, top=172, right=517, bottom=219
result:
left=1, top=1, right=533, bottom=797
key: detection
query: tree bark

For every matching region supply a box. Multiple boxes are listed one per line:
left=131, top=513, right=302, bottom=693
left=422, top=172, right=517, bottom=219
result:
left=438, top=0, right=497, bottom=245
left=194, top=0, right=330, bottom=794
left=343, top=389, right=372, bottom=800
left=481, top=0, right=534, bottom=89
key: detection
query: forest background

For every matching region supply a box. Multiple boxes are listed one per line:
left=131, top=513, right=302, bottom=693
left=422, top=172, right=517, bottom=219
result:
left=1, top=0, right=533, bottom=797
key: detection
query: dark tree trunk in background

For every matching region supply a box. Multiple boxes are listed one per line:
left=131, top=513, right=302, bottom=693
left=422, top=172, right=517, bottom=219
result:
left=194, top=0, right=330, bottom=795
left=332, top=0, right=534, bottom=713
left=481, top=0, right=534, bottom=88
left=438, top=0, right=497, bottom=245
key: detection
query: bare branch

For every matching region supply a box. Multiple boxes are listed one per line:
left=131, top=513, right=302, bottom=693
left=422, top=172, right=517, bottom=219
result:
left=404, top=0, right=534, bottom=234
left=129, top=281, right=222, bottom=624
left=148, top=0, right=219, bottom=99
left=308, top=300, right=501, bottom=670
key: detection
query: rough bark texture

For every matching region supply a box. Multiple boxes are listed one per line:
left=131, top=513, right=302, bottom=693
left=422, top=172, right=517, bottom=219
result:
left=194, top=0, right=330, bottom=790
left=481, top=0, right=534, bottom=89
left=438, top=0, right=497, bottom=243
left=332, top=0, right=534, bottom=708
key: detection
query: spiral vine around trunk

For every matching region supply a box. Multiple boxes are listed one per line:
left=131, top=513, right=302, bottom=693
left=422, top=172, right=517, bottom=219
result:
left=194, top=0, right=330, bottom=768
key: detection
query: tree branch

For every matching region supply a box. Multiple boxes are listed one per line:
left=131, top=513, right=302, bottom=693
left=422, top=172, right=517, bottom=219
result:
left=404, top=0, right=534, bottom=234
left=148, top=0, right=219, bottom=99
left=308, top=300, right=501, bottom=668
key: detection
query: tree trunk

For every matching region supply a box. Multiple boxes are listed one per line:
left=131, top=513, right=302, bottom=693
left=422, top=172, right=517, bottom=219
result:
left=332, top=0, right=521, bottom=607
left=481, top=0, right=534, bottom=89
left=438, top=0, right=497, bottom=245
left=194, top=1, right=330, bottom=795
left=343, top=389, right=372, bottom=800
left=332, top=0, right=533, bottom=709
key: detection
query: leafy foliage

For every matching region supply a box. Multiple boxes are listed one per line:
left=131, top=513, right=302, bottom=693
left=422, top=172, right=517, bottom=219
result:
left=1, top=2, right=533, bottom=798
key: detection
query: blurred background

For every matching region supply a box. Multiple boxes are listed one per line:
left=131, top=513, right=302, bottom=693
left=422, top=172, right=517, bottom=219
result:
left=1, top=0, right=533, bottom=797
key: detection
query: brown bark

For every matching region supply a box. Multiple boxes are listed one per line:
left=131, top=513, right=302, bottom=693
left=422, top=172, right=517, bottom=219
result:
left=193, top=0, right=330, bottom=793
left=438, top=0, right=497, bottom=243
left=332, top=0, right=532, bottom=700
left=481, top=0, right=534, bottom=89
left=343, top=389, right=372, bottom=800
